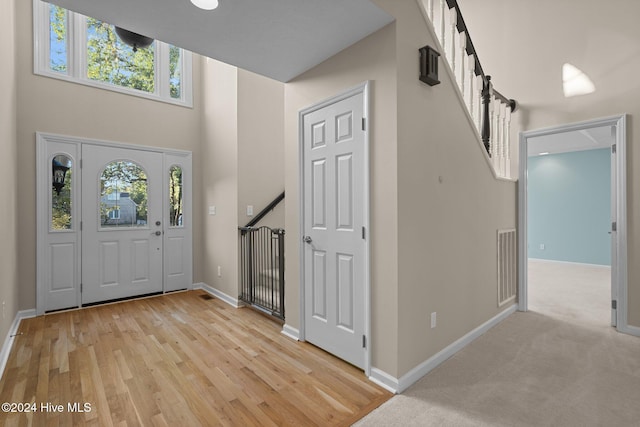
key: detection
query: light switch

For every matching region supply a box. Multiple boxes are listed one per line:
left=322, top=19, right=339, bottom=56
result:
left=209, top=206, right=216, bottom=216
left=247, top=205, right=254, bottom=216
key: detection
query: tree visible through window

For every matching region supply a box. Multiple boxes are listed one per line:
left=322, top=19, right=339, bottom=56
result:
left=100, top=161, right=148, bottom=228
left=86, top=18, right=155, bottom=93
left=169, top=166, right=183, bottom=227
left=37, top=1, right=192, bottom=106
left=51, top=155, right=72, bottom=230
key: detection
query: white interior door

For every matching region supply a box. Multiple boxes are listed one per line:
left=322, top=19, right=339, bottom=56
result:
left=302, top=88, right=367, bottom=369
left=81, top=144, right=164, bottom=304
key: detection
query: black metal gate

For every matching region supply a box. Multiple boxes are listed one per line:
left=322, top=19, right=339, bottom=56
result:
left=239, top=226, right=285, bottom=320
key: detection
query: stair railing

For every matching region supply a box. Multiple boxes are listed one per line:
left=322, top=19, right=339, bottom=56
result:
left=238, top=192, right=285, bottom=320
left=420, top=0, right=517, bottom=179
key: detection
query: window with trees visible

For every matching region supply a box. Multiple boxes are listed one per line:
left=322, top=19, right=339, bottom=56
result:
left=34, top=1, right=192, bottom=107
left=51, top=155, right=72, bottom=231
left=100, top=161, right=148, bottom=228
left=169, top=166, right=183, bottom=227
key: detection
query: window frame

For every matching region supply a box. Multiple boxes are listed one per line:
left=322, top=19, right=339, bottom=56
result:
left=33, top=0, right=193, bottom=108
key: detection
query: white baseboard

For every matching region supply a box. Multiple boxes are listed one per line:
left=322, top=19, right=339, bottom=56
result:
left=528, top=258, right=611, bottom=269
left=620, top=324, right=640, bottom=337
left=1, top=309, right=37, bottom=378
left=370, top=304, right=518, bottom=394
left=369, top=367, right=400, bottom=394
left=281, top=324, right=300, bottom=341
left=193, top=283, right=243, bottom=308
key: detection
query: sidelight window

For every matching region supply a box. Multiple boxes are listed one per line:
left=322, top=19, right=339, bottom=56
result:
left=51, top=154, right=73, bottom=231
left=169, top=166, right=183, bottom=227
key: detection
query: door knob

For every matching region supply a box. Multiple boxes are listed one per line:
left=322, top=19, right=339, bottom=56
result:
left=303, top=236, right=312, bottom=243
left=152, top=231, right=162, bottom=236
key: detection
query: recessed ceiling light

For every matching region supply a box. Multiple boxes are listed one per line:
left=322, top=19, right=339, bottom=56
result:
left=190, top=0, right=219, bottom=10
left=562, top=63, right=595, bottom=98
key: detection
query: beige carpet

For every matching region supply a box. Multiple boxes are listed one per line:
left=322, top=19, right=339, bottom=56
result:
left=355, top=260, right=640, bottom=426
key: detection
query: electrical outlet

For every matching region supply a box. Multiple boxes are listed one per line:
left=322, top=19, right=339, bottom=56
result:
left=539, top=243, right=545, bottom=250
left=209, top=205, right=216, bottom=216
left=217, top=266, right=222, bottom=277
left=430, top=312, right=437, bottom=329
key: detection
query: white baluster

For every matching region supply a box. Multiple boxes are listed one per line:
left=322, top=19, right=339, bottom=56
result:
left=475, top=74, right=484, bottom=134
left=448, top=7, right=457, bottom=73
left=467, top=54, right=476, bottom=117
left=498, top=101, right=506, bottom=177
left=427, top=0, right=435, bottom=22
left=504, top=105, right=512, bottom=178
left=439, top=0, right=446, bottom=48
left=458, top=32, right=467, bottom=94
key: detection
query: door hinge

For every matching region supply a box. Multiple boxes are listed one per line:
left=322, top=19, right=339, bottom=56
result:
left=362, top=226, right=366, bottom=240
left=362, top=335, right=366, bottom=348
left=612, top=221, right=617, bottom=232
left=80, top=158, right=83, bottom=168
left=612, top=144, right=617, bottom=154
left=612, top=300, right=617, bottom=310
left=80, top=221, right=83, bottom=231
left=80, top=283, right=83, bottom=293
left=362, top=118, right=366, bottom=131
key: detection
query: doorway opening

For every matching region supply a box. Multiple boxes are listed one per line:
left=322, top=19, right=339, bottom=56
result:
left=518, top=115, right=629, bottom=332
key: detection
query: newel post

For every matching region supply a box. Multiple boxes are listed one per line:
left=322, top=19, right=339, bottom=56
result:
left=481, top=75, right=492, bottom=155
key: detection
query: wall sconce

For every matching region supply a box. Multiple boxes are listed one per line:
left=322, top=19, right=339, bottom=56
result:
left=52, top=155, right=71, bottom=195
left=419, top=45, right=440, bottom=86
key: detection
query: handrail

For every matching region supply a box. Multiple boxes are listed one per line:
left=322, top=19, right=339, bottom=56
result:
left=241, top=191, right=285, bottom=230
left=422, top=0, right=517, bottom=178
left=444, top=0, right=516, bottom=113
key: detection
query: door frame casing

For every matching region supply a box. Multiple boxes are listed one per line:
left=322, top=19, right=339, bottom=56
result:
left=298, top=82, right=371, bottom=375
left=36, top=132, right=193, bottom=315
left=518, top=114, right=629, bottom=332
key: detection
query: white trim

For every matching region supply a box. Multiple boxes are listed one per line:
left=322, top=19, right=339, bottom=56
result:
left=620, top=324, right=640, bottom=338
left=518, top=115, right=628, bottom=334
left=298, top=81, right=371, bottom=374
left=281, top=324, right=300, bottom=341
left=0, top=310, right=37, bottom=377
left=369, top=368, right=400, bottom=394
left=194, top=283, right=243, bottom=308
left=370, top=304, right=517, bottom=394
left=528, top=258, right=611, bottom=269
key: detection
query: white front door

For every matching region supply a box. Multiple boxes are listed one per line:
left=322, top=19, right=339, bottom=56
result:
left=81, top=144, right=164, bottom=304
left=302, top=87, right=368, bottom=369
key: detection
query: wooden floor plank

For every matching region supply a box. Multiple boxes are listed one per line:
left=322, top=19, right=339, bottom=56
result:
left=0, top=291, right=391, bottom=426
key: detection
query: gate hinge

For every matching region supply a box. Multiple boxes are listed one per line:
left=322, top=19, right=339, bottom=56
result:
left=612, top=144, right=617, bottom=154
left=362, top=335, right=366, bottom=348
left=612, top=221, right=617, bottom=232
left=612, top=300, right=617, bottom=310
left=362, top=226, right=366, bottom=240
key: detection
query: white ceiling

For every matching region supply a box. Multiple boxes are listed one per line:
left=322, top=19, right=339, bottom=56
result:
left=46, top=0, right=394, bottom=82
left=527, top=126, right=614, bottom=157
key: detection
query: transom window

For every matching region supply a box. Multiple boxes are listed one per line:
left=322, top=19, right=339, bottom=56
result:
left=34, top=0, right=192, bottom=107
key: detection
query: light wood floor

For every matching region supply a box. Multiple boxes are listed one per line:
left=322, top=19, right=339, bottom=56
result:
left=0, top=290, right=391, bottom=426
